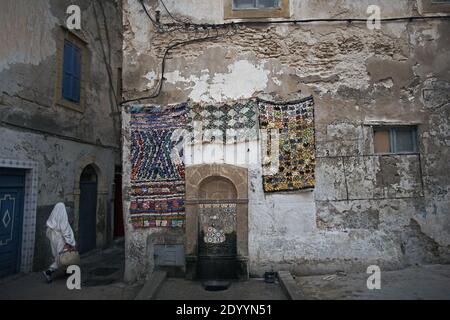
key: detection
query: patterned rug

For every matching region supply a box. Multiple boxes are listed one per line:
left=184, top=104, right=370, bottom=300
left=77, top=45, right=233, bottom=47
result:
left=187, top=101, right=258, bottom=143
left=128, top=103, right=187, bottom=228
left=258, top=96, right=316, bottom=192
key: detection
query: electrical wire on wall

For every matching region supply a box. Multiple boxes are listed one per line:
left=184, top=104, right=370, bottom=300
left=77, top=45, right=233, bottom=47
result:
left=120, top=0, right=450, bottom=105
left=93, top=0, right=119, bottom=110
left=121, top=0, right=239, bottom=104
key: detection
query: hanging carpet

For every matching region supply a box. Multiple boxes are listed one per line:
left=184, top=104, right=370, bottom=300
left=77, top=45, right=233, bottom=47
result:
left=128, top=103, right=187, bottom=228
left=257, top=96, right=316, bottom=192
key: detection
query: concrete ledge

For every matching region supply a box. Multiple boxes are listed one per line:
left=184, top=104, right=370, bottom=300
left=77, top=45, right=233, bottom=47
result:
left=278, top=271, right=305, bottom=300
left=134, top=270, right=167, bottom=300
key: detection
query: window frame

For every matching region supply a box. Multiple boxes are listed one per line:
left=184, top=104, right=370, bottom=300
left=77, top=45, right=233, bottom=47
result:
left=54, top=27, right=88, bottom=113
left=373, top=126, right=419, bottom=155
left=419, top=0, right=450, bottom=14
left=224, top=0, right=290, bottom=20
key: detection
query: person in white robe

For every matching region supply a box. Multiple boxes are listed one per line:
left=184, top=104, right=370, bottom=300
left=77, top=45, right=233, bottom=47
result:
left=42, top=202, right=76, bottom=283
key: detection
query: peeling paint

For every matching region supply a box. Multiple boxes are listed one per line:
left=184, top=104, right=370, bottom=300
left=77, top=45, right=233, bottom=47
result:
left=0, top=0, right=58, bottom=72
left=0, top=0, right=122, bottom=272
left=122, top=0, right=450, bottom=280
left=165, top=60, right=270, bottom=102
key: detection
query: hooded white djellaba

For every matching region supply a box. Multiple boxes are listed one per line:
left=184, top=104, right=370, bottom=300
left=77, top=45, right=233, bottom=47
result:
left=46, top=202, right=76, bottom=270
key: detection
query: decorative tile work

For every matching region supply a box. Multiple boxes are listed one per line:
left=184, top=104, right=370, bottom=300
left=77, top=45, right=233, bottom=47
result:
left=128, top=103, right=187, bottom=228
left=199, top=203, right=237, bottom=244
left=0, top=158, right=38, bottom=273
left=258, top=96, right=316, bottom=192
left=187, top=101, right=258, bottom=143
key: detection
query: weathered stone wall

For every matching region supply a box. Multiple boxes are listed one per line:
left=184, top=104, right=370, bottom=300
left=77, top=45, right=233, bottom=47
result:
left=0, top=0, right=123, bottom=271
left=122, top=0, right=450, bottom=280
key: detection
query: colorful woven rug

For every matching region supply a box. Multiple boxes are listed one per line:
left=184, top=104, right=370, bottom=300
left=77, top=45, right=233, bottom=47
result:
left=187, top=101, right=258, bottom=143
left=258, top=96, right=316, bottom=192
left=128, top=103, right=187, bottom=228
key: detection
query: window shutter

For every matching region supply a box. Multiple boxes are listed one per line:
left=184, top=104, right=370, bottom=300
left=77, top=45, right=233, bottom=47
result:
left=62, top=41, right=74, bottom=101
left=62, top=40, right=81, bottom=103
left=72, top=46, right=81, bottom=103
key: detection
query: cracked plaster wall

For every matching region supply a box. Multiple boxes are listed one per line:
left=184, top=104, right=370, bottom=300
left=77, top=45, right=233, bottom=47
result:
left=0, top=0, right=123, bottom=271
left=122, top=0, right=450, bottom=280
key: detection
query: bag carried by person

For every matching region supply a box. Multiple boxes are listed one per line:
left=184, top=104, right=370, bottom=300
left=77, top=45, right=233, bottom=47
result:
left=58, top=250, right=80, bottom=267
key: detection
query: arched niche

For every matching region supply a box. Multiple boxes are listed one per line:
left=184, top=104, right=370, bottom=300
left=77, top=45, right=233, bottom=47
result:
left=198, top=176, right=238, bottom=200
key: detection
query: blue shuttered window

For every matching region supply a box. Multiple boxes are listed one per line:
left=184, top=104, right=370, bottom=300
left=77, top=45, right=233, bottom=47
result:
left=62, top=40, right=81, bottom=103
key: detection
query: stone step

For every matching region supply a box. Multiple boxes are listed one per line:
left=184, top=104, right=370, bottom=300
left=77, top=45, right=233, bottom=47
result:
left=278, top=270, right=305, bottom=300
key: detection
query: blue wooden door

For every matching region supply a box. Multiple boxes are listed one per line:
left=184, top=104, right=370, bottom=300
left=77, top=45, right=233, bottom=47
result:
left=78, top=166, right=97, bottom=254
left=0, top=169, right=25, bottom=278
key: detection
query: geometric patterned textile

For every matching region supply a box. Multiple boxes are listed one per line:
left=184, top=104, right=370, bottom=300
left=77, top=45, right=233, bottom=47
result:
left=187, top=100, right=258, bottom=143
left=128, top=103, right=188, bottom=228
left=257, top=96, right=316, bottom=192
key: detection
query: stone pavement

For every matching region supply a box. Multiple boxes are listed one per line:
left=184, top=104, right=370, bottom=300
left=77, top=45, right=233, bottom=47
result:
left=0, top=273, right=141, bottom=300
left=295, top=264, right=450, bottom=300
left=0, top=238, right=142, bottom=300
left=154, top=278, right=288, bottom=300
left=2, top=237, right=449, bottom=301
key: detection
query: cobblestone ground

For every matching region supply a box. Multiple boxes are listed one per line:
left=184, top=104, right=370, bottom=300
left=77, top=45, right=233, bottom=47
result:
left=0, top=238, right=142, bottom=300
left=155, top=278, right=288, bottom=300
left=2, top=240, right=449, bottom=301
left=295, top=264, right=450, bottom=300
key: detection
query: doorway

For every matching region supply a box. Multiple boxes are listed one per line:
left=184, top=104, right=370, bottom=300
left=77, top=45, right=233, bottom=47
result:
left=113, top=167, right=124, bottom=238
left=78, top=165, right=98, bottom=254
left=0, top=168, right=25, bottom=278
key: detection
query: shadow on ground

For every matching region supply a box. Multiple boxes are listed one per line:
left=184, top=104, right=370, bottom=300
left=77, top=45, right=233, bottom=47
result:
left=155, top=278, right=288, bottom=300
left=78, top=238, right=125, bottom=287
left=0, top=238, right=142, bottom=300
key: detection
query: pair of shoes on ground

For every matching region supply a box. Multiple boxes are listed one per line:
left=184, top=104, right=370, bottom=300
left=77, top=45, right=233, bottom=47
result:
left=41, top=270, right=53, bottom=283
left=41, top=269, right=71, bottom=283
